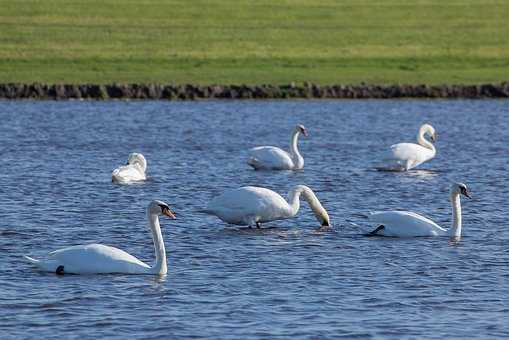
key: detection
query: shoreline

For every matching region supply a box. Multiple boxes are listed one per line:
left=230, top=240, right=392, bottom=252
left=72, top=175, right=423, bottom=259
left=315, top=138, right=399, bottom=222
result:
left=1, top=82, right=508, bottom=100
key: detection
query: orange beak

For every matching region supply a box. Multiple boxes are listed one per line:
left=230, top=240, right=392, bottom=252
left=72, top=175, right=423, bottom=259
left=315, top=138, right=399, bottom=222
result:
left=163, top=208, right=176, bottom=219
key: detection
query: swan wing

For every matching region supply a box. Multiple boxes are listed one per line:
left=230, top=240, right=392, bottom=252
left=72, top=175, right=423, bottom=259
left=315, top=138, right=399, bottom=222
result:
left=378, top=143, right=433, bottom=170
left=247, top=146, right=294, bottom=170
left=368, top=211, right=446, bottom=237
left=27, top=244, right=150, bottom=274
left=112, top=164, right=145, bottom=183
left=206, top=186, right=290, bottom=225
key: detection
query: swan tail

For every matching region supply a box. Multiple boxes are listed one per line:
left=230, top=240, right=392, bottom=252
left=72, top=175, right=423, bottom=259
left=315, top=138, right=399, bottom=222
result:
left=365, top=225, right=385, bottom=237
left=24, top=255, right=40, bottom=265
left=24, top=255, right=59, bottom=272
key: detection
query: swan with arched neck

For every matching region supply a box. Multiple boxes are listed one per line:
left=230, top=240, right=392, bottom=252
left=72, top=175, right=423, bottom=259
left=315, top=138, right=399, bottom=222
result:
left=247, top=125, right=307, bottom=170
left=112, top=152, right=147, bottom=183
left=376, top=123, right=437, bottom=171
left=205, top=185, right=330, bottom=228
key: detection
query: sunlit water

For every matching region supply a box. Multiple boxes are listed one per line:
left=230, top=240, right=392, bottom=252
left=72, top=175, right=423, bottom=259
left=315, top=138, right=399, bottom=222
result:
left=1, top=100, right=508, bottom=339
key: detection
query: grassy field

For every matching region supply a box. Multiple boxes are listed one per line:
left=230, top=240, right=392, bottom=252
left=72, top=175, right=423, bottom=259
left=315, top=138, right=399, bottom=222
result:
left=0, top=0, right=508, bottom=84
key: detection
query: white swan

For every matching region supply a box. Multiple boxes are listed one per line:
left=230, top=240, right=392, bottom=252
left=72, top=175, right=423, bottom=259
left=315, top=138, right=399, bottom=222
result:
left=376, top=123, right=437, bottom=171
left=247, top=124, right=308, bottom=170
left=366, top=183, right=471, bottom=237
left=24, top=200, right=175, bottom=275
left=205, top=185, right=330, bottom=228
left=112, top=153, right=147, bottom=183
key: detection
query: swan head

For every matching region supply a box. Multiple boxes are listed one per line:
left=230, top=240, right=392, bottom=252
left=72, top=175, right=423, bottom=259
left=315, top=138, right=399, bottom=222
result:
left=127, top=153, right=147, bottom=166
left=307, top=199, right=330, bottom=227
left=451, top=182, right=471, bottom=199
left=420, top=123, right=437, bottom=143
left=148, top=200, right=176, bottom=219
left=318, top=209, right=331, bottom=227
left=295, top=124, right=308, bottom=137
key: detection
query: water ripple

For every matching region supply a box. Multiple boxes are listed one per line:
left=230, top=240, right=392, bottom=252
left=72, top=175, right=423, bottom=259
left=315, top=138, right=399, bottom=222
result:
left=0, top=100, right=508, bottom=339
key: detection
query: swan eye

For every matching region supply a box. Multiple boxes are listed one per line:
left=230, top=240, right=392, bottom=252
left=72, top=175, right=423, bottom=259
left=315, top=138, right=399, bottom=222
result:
left=459, top=186, right=470, bottom=198
left=158, top=204, right=169, bottom=212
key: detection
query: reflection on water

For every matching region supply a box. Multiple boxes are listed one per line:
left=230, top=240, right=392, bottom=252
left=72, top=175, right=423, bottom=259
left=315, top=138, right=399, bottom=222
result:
left=0, top=100, right=508, bottom=339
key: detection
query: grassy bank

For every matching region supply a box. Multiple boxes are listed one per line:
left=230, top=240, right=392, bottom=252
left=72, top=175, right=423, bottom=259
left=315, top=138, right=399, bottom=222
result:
left=1, top=0, right=508, bottom=84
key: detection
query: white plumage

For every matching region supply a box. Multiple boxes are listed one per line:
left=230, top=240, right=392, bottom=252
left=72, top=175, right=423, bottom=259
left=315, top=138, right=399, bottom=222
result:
left=112, top=153, right=147, bottom=183
left=24, top=200, right=176, bottom=275
left=366, top=183, right=471, bottom=238
left=205, top=185, right=330, bottom=228
left=368, top=211, right=446, bottom=237
left=247, top=125, right=308, bottom=170
left=377, top=124, right=437, bottom=171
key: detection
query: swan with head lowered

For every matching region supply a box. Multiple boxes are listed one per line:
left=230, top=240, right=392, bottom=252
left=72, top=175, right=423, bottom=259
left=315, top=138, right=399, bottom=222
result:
left=112, top=153, right=147, bottom=183
left=376, top=123, right=437, bottom=171
left=366, top=183, right=471, bottom=237
left=24, top=200, right=175, bottom=275
left=247, top=125, right=308, bottom=170
left=205, top=185, right=330, bottom=228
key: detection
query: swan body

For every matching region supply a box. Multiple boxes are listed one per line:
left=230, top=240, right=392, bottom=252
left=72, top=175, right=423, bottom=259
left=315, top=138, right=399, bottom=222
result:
left=112, top=153, right=147, bottom=183
left=377, top=124, right=437, bottom=171
left=368, top=211, right=446, bottom=237
left=24, top=244, right=151, bottom=274
left=247, top=125, right=307, bottom=170
left=367, top=183, right=470, bottom=238
left=205, top=185, right=330, bottom=227
left=24, top=200, right=175, bottom=275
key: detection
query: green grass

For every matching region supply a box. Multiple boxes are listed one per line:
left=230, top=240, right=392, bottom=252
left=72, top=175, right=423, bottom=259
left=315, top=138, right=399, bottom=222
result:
left=1, top=0, right=508, bottom=84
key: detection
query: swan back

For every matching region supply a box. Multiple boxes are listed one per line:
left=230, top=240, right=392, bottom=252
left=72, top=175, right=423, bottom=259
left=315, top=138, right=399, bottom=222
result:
left=25, top=244, right=151, bottom=274
left=247, top=146, right=295, bottom=170
left=368, top=211, right=446, bottom=237
left=206, top=186, right=291, bottom=225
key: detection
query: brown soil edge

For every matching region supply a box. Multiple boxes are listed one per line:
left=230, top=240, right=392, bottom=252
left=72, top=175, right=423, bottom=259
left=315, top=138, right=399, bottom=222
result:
left=1, top=82, right=508, bottom=100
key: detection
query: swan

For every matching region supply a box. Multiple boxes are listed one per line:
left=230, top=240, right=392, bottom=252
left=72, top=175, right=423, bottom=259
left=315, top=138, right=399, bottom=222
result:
left=112, top=153, right=147, bottom=183
left=24, top=200, right=176, bottom=275
left=205, top=185, right=330, bottom=228
left=247, top=124, right=308, bottom=170
left=366, top=183, right=471, bottom=237
left=376, top=123, right=437, bottom=171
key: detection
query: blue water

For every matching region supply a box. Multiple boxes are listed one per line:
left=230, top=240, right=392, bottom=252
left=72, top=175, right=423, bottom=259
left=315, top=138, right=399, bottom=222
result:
left=1, top=100, right=508, bottom=339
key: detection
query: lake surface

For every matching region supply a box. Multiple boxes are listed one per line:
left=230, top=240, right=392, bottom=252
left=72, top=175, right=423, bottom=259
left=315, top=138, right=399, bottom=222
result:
left=1, top=100, right=508, bottom=339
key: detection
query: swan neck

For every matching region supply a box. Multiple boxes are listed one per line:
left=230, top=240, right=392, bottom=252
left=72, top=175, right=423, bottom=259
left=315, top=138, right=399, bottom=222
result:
left=138, top=158, right=147, bottom=172
left=449, top=193, right=462, bottom=238
left=287, top=187, right=302, bottom=217
left=148, top=212, right=167, bottom=275
left=417, top=128, right=435, bottom=154
left=290, top=130, right=304, bottom=168
left=288, top=185, right=328, bottom=224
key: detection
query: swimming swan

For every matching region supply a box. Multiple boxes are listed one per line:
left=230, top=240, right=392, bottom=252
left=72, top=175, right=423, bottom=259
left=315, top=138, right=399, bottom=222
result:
left=367, top=183, right=471, bottom=237
left=247, top=125, right=308, bottom=170
left=376, top=123, right=437, bottom=171
left=112, top=153, right=147, bottom=183
left=205, top=185, right=330, bottom=228
left=24, top=200, right=176, bottom=275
